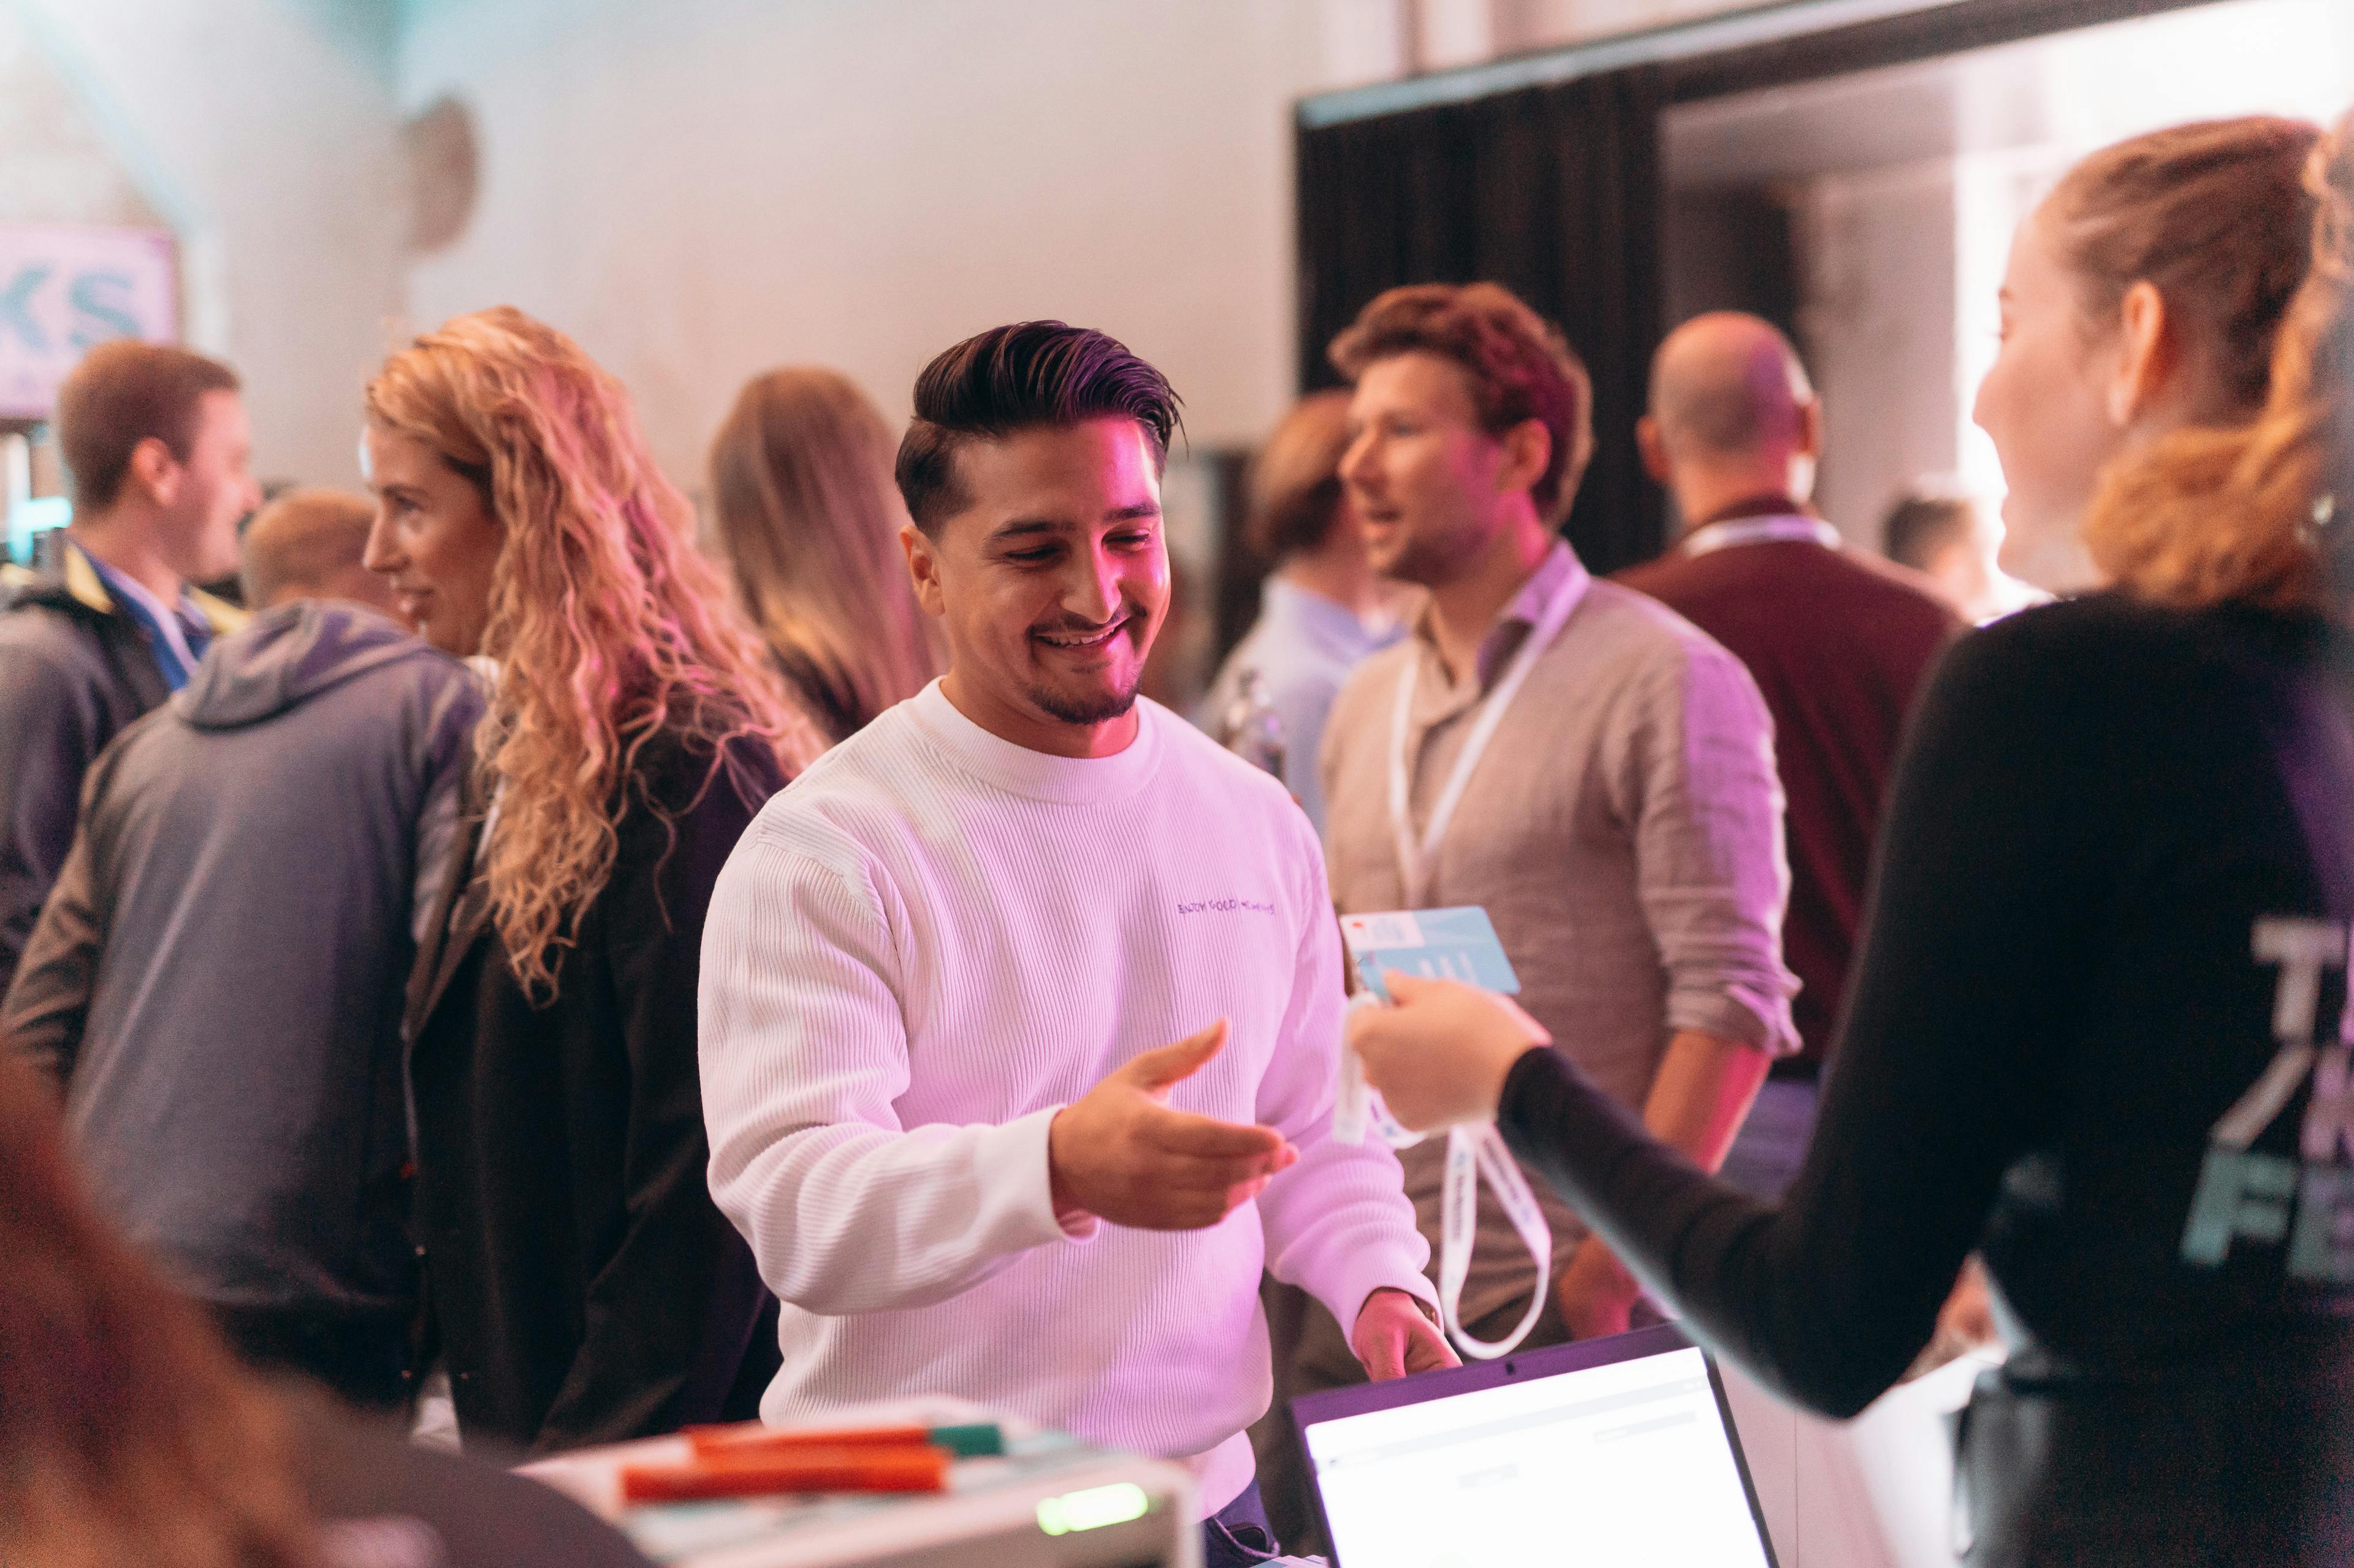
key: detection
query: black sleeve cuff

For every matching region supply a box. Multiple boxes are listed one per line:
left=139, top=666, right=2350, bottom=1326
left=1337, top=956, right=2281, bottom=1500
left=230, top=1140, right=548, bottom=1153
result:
left=1496, top=1045, right=1655, bottom=1200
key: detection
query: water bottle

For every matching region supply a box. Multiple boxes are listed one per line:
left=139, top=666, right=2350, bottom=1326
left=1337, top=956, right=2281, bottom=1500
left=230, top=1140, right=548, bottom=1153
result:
left=1216, top=668, right=1287, bottom=781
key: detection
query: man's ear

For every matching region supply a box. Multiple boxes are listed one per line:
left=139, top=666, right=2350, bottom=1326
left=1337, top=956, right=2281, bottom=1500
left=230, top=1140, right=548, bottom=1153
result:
left=124, top=435, right=181, bottom=508
left=1497, top=417, right=1553, bottom=500
left=1635, top=415, right=1670, bottom=485
left=2107, top=280, right=2178, bottom=429
left=1793, top=396, right=1824, bottom=463
left=900, top=523, right=947, bottom=617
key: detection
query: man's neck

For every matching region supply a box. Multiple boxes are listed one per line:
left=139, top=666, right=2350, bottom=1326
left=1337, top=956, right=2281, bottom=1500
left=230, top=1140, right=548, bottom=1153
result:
left=1424, top=509, right=1553, bottom=684
left=938, top=669, right=1140, bottom=759
left=2004, top=522, right=2103, bottom=596
left=67, top=516, right=184, bottom=607
left=1672, top=466, right=1811, bottom=538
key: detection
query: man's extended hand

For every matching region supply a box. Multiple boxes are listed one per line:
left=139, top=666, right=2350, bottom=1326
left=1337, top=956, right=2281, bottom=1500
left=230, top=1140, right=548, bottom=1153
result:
left=1048, top=1021, right=1296, bottom=1230
left=1351, top=1287, right=1459, bottom=1380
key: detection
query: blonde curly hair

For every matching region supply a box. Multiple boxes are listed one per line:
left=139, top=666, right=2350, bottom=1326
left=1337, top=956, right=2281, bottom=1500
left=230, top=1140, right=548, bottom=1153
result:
left=367, top=307, right=821, bottom=998
left=2085, top=113, right=2353, bottom=614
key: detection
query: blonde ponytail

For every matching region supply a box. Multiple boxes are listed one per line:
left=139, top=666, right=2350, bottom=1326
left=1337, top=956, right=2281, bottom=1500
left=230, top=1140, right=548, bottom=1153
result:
left=2085, top=113, right=2353, bottom=615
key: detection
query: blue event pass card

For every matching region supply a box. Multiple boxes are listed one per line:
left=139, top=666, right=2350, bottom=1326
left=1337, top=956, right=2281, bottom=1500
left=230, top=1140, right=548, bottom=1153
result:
left=1339, top=907, right=1521, bottom=1001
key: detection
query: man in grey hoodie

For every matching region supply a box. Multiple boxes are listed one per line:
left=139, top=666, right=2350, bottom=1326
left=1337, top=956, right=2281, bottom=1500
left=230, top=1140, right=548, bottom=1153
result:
left=2, top=489, right=482, bottom=1410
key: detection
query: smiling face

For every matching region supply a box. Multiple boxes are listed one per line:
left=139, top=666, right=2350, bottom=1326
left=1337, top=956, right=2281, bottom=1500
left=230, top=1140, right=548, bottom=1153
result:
left=1338, top=352, right=1523, bottom=588
left=359, top=424, right=503, bottom=656
left=1971, top=208, right=2125, bottom=574
left=902, top=417, right=1168, bottom=758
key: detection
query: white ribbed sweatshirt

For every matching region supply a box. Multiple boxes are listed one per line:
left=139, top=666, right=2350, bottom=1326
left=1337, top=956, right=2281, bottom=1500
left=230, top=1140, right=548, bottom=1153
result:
left=699, top=682, right=1433, bottom=1514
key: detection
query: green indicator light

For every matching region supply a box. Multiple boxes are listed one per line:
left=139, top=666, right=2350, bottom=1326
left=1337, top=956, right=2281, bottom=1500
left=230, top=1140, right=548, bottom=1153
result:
left=1036, top=1482, right=1151, bottom=1536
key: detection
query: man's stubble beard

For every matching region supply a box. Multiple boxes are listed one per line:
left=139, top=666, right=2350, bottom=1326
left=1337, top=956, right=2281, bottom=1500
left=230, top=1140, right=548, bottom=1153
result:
left=1026, top=625, right=1151, bottom=726
left=1024, top=601, right=1159, bottom=726
left=1376, top=525, right=1479, bottom=592
left=1026, top=675, right=1143, bottom=727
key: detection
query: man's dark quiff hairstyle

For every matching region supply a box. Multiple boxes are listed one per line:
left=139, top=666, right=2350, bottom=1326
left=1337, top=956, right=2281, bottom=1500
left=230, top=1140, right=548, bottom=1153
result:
left=1328, top=281, right=1595, bottom=528
left=894, top=321, right=1184, bottom=536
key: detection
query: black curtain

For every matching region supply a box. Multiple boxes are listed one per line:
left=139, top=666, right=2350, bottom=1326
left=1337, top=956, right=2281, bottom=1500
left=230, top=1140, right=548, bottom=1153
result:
left=1296, top=64, right=1667, bottom=574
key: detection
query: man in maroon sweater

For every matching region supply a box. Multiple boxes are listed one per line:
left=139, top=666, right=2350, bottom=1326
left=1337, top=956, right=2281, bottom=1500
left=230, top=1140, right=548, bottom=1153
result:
left=1618, top=313, right=1961, bottom=1198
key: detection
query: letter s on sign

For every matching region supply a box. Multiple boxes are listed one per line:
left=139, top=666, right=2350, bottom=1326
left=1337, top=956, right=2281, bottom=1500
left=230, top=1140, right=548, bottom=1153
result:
left=68, top=271, right=140, bottom=350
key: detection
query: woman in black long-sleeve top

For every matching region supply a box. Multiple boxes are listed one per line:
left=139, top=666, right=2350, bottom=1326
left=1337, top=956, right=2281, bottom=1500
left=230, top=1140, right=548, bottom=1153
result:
left=359, top=306, right=823, bottom=1453
left=1354, top=115, right=2354, bottom=1564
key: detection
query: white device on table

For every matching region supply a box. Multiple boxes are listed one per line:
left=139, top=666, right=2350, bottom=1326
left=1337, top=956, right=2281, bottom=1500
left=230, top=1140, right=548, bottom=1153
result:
left=1293, top=1324, right=1778, bottom=1568
left=520, top=1396, right=1201, bottom=1568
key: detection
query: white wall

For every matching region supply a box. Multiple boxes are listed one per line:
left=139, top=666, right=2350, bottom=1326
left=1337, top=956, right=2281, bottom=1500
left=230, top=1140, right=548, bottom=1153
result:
left=13, top=0, right=408, bottom=489
left=0, top=7, right=161, bottom=232
left=400, top=0, right=1354, bottom=500
left=1789, top=161, right=1964, bottom=548
left=7, top=0, right=1808, bottom=497
left=397, top=0, right=1785, bottom=498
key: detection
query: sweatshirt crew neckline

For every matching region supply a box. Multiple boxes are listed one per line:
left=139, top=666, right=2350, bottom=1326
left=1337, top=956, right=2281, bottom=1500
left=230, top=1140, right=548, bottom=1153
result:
left=908, top=679, right=1164, bottom=806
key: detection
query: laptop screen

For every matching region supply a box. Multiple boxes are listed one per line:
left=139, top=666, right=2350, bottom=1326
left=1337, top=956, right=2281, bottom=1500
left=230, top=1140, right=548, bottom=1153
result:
left=1295, top=1326, right=1775, bottom=1567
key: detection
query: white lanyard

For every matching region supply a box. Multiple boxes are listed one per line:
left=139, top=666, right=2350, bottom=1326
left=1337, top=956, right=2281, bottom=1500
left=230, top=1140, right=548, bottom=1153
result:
left=1387, top=560, right=1587, bottom=907
left=1337, top=1000, right=1552, bottom=1361
left=1438, top=1124, right=1551, bottom=1359
left=1682, top=514, right=1841, bottom=557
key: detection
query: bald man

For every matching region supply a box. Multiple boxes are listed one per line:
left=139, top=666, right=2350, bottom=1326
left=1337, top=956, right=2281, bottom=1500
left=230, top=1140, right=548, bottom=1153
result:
left=1618, top=312, right=1961, bottom=1199
left=240, top=488, right=401, bottom=613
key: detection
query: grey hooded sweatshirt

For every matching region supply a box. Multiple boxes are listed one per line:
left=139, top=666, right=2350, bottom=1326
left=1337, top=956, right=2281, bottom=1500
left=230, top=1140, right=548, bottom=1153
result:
left=2, top=601, right=483, bottom=1320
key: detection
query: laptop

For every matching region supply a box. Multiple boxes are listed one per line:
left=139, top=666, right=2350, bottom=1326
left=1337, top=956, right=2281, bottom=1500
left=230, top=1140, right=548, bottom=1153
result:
left=1292, top=1323, right=1778, bottom=1567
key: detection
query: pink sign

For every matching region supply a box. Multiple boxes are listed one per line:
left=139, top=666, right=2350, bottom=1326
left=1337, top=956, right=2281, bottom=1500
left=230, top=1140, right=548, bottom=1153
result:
left=0, top=224, right=178, bottom=421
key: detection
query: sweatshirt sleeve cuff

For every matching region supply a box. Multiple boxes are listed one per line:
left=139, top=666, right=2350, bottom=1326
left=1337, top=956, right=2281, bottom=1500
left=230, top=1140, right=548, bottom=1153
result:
left=1309, top=1243, right=1440, bottom=1341
left=983, top=1104, right=1099, bottom=1246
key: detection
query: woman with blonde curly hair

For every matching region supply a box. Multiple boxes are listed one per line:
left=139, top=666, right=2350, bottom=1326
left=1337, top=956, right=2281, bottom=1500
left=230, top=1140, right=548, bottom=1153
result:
left=361, top=306, right=819, bottom=1453
left=1347, top=114, right=2354, bottom=1564
left=708, top=366, right=942, bottom=744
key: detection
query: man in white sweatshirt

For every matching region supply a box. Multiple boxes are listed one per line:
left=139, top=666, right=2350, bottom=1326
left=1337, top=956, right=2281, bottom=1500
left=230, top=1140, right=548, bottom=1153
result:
left=699, top=321, right=1449, bottom=1562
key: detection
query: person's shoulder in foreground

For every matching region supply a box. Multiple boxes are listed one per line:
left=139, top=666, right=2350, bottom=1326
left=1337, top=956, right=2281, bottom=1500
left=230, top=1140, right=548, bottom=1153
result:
left=291, top=1396, right=655, bottom=1568
left=1930, top=587, right=2325, bottom=720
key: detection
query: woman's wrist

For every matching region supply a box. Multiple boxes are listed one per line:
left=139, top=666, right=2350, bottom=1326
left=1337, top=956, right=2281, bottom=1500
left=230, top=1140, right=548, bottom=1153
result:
left=1491, top=1042, right=1556, bottom=1130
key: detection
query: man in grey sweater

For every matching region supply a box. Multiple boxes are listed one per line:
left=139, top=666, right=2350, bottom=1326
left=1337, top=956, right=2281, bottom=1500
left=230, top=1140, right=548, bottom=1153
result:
left=2, top=490, right=482, bottom=1409
left=1270, top=284, right=1797, bottom=1551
